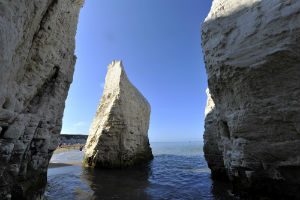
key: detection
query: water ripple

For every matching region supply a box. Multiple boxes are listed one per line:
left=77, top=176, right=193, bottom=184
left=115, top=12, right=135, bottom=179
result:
left=46, top=142, right=232, bottom=200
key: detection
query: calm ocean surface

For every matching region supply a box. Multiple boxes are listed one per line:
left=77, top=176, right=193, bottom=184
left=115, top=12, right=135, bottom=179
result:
left=46, top=142, right=232, bottom=200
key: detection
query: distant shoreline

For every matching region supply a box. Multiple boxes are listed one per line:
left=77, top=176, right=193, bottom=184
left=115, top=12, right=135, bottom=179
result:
left=49, top=162, right=82, bottom=168
left=54, top=144, right=85, bottom=154
left=50, top=145, right=84, bottom=168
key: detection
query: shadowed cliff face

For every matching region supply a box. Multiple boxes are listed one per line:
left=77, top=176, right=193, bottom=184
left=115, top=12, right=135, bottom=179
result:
left=202, top=0, right=300, bottom=198
left=0, top=1, right=82, bottom=199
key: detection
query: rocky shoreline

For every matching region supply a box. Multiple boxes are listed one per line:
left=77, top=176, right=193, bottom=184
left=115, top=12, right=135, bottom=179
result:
left=53, top=134, right=87, bottom=153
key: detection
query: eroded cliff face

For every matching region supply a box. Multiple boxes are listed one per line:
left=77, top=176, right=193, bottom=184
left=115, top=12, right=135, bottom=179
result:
left=202, top=0, right=300, bottom=198
left=203, top=89, right=227, bottom=180
left=84, top=61, right=153, bottom=168
left=0, top=1, right=82, bottom=199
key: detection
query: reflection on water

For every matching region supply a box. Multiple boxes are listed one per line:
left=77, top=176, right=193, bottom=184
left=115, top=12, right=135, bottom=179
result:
left=82, top=164, right=151, bottom=200
left=46, top=142, right=232, bottom=200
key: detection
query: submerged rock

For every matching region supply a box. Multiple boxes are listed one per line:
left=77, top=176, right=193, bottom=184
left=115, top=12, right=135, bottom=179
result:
left=84, top=61, right=153, bottom=168
left=202, top=0, right=300, bottom=198
left=0, top=0, right=82, bottom=199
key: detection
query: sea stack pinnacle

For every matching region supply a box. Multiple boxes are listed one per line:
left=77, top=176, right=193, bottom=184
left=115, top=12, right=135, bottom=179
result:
left=84, top=61, right=153, bottom=168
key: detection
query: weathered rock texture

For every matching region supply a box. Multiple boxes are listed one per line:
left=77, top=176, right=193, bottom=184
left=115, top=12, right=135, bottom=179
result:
left=84, top=61, right=153, bottom=168
left=203, top=89, right=227, bottom=180
left=202, top=0, right=300, bottom=198
left=0, top=1, right=82, bottom=199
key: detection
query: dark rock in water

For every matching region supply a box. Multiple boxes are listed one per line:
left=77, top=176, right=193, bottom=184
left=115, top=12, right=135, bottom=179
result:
left=0, top=1, right=82, bottom=199
left=84, top=61, right=153, bottom=168
left=202, top=0, right=300, bottom=199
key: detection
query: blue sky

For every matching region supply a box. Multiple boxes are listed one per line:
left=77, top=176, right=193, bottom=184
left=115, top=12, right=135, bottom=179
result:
left=61, top=0, right=212, bottom=142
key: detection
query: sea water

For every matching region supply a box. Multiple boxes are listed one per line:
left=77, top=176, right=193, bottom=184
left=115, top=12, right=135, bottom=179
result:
left=46, top=142, right=232, bottom=200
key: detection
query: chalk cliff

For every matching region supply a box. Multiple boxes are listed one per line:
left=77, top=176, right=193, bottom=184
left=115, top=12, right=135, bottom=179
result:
left=84, top=61, right=153, bottom=168
left=203, top=89, right=227, bottom=180
left=202, top=0, right=300, bottom=198
left=0, top=0, right=82, bottom=199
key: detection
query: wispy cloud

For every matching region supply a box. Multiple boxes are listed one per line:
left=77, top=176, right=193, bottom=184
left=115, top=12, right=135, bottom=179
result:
left=61, top=121, right=89, bottom=135
left=61, top=130, right=87, bottom=135
left=74, top=121, right=88, bottom=127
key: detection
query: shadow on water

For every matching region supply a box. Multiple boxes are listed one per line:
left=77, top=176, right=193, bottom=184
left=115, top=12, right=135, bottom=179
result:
left=81, top=164, right=151, bottom=200
left=80, top=156, right=233, bottom=200
left=211, top=180, right=236, bottom=200
left=46, top=143, right=234, bottom=200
